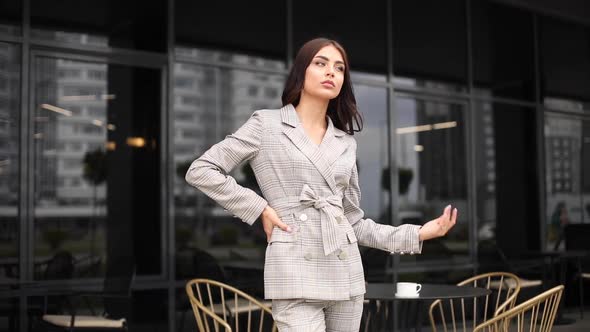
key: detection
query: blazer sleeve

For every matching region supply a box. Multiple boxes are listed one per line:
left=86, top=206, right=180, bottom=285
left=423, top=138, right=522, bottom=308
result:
left=185, top=111, right=267, bottom=225
left=343, top=142, right=423, bottom=254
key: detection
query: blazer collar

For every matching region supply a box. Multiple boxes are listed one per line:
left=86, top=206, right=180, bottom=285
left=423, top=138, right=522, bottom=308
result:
left=281, top=104, right=349, bottom=194
left=280, top=104, right=346, bottom=138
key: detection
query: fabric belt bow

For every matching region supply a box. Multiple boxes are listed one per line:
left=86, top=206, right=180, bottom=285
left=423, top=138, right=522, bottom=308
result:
left=299, top=184, right=345, bottom=256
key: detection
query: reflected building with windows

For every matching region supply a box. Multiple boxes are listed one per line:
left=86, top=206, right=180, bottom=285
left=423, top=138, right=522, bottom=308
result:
left=1, top=0, right=590, bottom=331
left=0, top=43, right=19, bottom=244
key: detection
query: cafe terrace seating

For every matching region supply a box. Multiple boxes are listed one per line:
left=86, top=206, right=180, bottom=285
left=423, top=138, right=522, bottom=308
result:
left=565, top=223, right=590, bottom=319
left=185, top=278, right=276, bottom=332
left=473, top=285, right=564, bottom=332
left=36, top=260, right=135, bottom=332
left=429, top=272, right=521, bottom=332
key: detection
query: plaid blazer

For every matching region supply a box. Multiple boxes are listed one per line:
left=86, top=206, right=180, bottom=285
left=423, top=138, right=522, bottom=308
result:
left=186, top=104, right=422, bottom=300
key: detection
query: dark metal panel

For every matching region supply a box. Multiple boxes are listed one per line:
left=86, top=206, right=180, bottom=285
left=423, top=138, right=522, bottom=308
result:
left=533, top=14, right=548, bottom=250
left=166, top=1, right=176, bottom=332
left=466, top=0, right=478, bottom=271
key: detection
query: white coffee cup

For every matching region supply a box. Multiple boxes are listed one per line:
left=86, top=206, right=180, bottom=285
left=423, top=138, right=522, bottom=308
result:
left=396, top=282, right=422, bottom=296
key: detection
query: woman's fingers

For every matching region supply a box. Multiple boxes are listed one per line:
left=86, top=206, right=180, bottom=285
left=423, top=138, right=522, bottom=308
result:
left=274, top=218, right=292, bottom=233
left=437, top=205, right=458, bottom=236
left=451, top=208, right=458, bottom=225
left=261, top=206, right=291, bottom=242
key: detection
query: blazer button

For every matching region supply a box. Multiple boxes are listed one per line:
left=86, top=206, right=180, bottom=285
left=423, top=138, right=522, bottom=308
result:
left=299, top=213, right=308, bottom=222
left=335, top=216, right=342, bottom=224
left=304, top=253, right=313, bottom=261
left=338, top=251, right=348, bottom=260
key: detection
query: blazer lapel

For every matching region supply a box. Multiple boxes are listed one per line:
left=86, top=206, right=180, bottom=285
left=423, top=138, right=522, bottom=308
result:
left=320, top=119, right=348, bottom=167
left=281, top=104, right=341, bottom=194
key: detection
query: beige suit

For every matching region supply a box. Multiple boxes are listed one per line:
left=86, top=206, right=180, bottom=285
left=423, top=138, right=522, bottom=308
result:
left=186, top=104, right=422, bottom=301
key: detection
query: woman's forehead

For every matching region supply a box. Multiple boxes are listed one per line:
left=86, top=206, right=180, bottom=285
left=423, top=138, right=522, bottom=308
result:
left=313, top=45, right=344, bottom=62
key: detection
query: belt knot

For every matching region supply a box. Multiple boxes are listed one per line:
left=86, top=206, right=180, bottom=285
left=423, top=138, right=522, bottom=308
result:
left=298, top=184, right=344, bottom=256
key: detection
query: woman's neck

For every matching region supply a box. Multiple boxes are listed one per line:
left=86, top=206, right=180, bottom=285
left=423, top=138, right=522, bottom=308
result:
left=295, top=95, right=329, bottom=129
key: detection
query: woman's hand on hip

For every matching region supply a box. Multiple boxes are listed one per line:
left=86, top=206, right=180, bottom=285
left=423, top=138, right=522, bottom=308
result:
left=418, top=205, right=457, bottom=241
left=261, top=205, right=292, bottom=242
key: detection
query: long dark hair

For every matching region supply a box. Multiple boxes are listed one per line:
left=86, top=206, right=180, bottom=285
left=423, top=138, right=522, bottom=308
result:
left=281, top=38, right=363, bottom=134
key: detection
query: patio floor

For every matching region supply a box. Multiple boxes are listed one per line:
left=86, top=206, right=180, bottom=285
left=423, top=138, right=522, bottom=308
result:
left=552, top=307, right=590, bottom=332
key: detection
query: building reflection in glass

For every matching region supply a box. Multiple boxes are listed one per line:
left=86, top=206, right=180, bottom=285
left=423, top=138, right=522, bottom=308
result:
left=394, top=96, right=468, bottom=263
left=173, top=47, right=284, bottom=297
left=33, top=57, right=109, bottom=279
left=32, top=55, right=162, bottom=280
left=544, top=110, right=584, bottom=250
left=0, top=43, right=20, bottom=281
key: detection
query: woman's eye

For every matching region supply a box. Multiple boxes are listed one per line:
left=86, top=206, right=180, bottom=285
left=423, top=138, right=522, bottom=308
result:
left=335, top=66, right=345, bottom=72
left=315, top=61, right=325, bottom=67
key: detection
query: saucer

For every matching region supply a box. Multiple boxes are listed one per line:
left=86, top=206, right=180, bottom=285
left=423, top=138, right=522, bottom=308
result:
left=395, top=292, right=420, bottom=298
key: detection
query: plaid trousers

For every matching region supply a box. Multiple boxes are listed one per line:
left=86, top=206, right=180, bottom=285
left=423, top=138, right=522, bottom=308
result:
left=272, top=295, right=364, bottom=332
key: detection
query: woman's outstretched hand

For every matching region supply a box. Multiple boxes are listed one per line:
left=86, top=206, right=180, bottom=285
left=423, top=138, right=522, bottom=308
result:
left=418, top=205, right=457, bottom=241
left=261, top=205, right=292, bottom=242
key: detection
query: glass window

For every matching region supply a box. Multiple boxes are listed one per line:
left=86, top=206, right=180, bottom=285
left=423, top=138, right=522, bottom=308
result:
left=172, top=52, right=285, bottom=295
left=472, top=1, right=535, bottom=101
left=31, top=0, right=167, bottom=52
left=33, top=57, right=162, bottom=280
left=583, top=119, right=590, bottom=224
left=544, top=112, right=585, bottom=250
left=293, top=0, right=387, bottom=74
left=540, top=17, right=590, bottom=101
left=0, top=1, right=21, bottom=36
left=473, top=102, right=496, bottom=247
left=394, top=96, right=469, bottom=264
left=392, top=0, right=467, bottom=90
left=474, top=102, right=539, bottom=259
left=0, top=43, right=20, bottom=287
left=353, top=85, right=391, bottom=282
left=175, top=0, right=285, bottom=60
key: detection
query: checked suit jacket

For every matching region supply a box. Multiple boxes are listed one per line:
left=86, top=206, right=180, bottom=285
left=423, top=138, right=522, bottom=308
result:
left=185, top=104, right=423, bottom=301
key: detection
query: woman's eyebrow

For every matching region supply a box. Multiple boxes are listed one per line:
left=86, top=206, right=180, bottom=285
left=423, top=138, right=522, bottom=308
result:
left=314, top=55, right=345, bottom=65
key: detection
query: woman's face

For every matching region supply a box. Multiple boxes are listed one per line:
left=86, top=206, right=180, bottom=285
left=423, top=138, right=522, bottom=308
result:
left=302, top=45, right=345, bottom=101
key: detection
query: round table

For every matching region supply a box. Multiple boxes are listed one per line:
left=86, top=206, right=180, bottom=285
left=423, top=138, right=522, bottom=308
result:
left=364, top=283, right=491, bottom=332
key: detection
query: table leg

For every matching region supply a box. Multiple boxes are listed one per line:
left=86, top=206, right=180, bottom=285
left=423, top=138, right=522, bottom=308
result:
left=554, top=256, right=576, bottom=325
left=576, top=258, right=584, bottom=319
left=415, top=301, right=422, bottom=332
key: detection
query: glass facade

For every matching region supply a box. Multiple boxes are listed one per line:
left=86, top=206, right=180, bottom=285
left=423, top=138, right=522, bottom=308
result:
left=471, top=1, right=535, bottom=100
left=0, top=42, right=20, bottom=284
left=1, top=0, right=589, bottom=331
left=31, top=57, right=163, bottom=281
left=172, top=50, right=285, bottom=302
left=544, top=111, right=590, bottom=250
left=392, top=0, right=468, bottom=90
left=395, top=97, right=469, bottom=263
left=0, top=1, right=21, bottom=36
left=31, top=0, right=167, bottom=52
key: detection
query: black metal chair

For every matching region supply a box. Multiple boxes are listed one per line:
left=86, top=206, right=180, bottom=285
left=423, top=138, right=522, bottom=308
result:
left=477, top=241, right=546, bottom=291
left=36, top=258, right=135, bottom=331
left=564, top=224, right=590, bottom=319
left=177, top=248, right=227, bottom=332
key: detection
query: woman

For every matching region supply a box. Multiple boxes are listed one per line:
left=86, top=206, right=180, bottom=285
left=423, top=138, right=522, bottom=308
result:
left=186, top=37, right=457, bottom=331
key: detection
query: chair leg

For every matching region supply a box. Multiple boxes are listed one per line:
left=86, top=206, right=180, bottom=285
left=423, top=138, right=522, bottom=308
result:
left=581, top=273, right=584, bottom=319
left=579, top=274, right=584, bottom=319
left=178, top=310, right=186, bottom=332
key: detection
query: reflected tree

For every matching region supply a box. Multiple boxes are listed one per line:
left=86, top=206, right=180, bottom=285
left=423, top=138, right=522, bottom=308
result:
left=381, top=167, right=413, bottom=194
left=82, top=148, right=107, bottom=256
